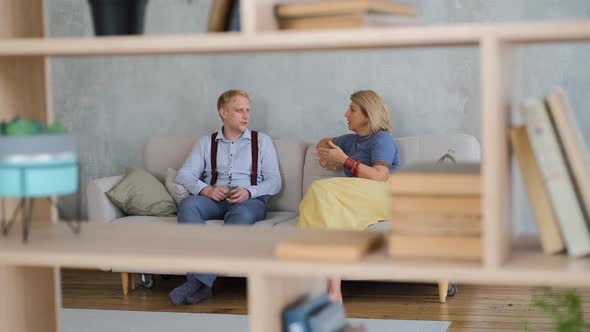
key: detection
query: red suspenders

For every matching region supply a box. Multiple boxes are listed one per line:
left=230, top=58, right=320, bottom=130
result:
left=210, top=132, right=219, bottom=185
left=210, top=131, right=258, bottom=186
left=250, top=131, right=259, bottom=185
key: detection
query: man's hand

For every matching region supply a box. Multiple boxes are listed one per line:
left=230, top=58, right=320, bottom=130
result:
left=318, top=140, right=348, bottom=165
left=200, top=186, right=229, bottom=202
left=227, top=187, right=251, bottom=204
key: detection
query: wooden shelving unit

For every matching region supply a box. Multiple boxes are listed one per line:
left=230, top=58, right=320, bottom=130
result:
left=1, top=1, right=589, bottom=331
left=1, top=21, right=590, bottom=56
left=2, top=223, right=590, bottom=287
left=0, top=1, right=61, bottom=332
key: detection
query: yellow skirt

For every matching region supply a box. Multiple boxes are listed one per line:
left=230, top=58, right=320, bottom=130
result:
left=297, top=177, right=391, bottom=231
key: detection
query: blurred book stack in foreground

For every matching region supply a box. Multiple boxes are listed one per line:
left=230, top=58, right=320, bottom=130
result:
left=388, top=163, right=482, bottom=260
left=274, top=0, right=420, bottom=30
left=207, top=0, right=240, bottom=32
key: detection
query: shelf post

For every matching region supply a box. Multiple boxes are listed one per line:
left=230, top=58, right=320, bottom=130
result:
left=480, top=35, right=517, bottom=269
left=248, top=273, right=326, bottom=332
left=0, top=1, right=61, bottom=331
left=241, top=0, right=277, bottom=34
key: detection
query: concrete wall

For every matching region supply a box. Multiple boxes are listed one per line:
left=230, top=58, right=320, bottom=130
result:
left=47, top=1, right=590, bottom=234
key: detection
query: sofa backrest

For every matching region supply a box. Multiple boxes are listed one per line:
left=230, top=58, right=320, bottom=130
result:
left=302, top=133, right=481, bottom=194
left=143, top=133, right=481, bottom=213
left=143, top=135, right=307, bottom=213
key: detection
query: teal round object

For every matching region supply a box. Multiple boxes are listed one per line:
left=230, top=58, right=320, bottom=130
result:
left=0, top=135, right=78, bottom=197
left=0, top=158, right=78, bottom=197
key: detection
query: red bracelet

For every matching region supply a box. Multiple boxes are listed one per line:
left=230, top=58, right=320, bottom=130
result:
left=344, top=157, right=355, bottom=170
left=352, top=160, right=361, bottom=177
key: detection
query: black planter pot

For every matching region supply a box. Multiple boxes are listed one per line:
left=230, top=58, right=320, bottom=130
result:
left=88, top=0, right=148, bottom=35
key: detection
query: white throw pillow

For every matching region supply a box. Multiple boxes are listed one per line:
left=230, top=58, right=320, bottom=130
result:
left=165, top=168, right=189, bottom=204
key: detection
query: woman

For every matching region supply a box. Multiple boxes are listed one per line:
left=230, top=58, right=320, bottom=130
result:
left=298, top=90, right=400, bottom=302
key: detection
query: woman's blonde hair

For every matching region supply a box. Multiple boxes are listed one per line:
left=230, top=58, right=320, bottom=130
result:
left=217, top=89, right=250, bottom=110
left=350, top=90, right=392, bottom=134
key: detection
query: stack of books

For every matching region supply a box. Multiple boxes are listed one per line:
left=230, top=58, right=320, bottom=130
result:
left=511, top=88, right=590, bottom=257
left=388, top=163, right=482, bottom=260
left=275, top=230, right=383, bottom=262
left=274, top=0, right=419, bottom=30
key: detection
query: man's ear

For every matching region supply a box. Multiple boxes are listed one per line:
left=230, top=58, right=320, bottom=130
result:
left=218, top=107, right=226, bottom=119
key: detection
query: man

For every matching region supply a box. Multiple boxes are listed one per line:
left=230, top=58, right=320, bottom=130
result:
left=169, top=89, right=281, bottom=305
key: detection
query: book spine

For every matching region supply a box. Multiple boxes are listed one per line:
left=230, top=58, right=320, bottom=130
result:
left=521, top=99, right=590, bottom=256
left=545, top=89, right=590, bottom=225
left=510, top=126, right=565, bottom=254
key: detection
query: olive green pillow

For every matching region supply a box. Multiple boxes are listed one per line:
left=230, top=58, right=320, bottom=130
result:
left=107, top=167, right=177, bottom=216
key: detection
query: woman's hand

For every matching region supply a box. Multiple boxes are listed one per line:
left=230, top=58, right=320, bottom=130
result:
left=317, top=141, right=348, bottom=165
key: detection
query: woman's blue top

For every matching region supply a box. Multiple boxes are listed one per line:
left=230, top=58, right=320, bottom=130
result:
left=334, top=131, right=400, bottom=177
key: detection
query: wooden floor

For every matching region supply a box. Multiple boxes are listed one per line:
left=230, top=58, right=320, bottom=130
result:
left=62, top=269, right=590, bottom=332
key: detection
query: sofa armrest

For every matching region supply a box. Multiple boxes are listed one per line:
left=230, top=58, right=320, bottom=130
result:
left=86, top=175, right=125, bottom=223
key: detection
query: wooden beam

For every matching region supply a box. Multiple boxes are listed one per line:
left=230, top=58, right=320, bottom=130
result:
left=0, top=1, right=60, bottom=332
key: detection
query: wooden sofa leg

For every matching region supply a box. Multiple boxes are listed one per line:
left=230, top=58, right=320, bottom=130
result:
left=438, top=280, right=448, bottom=303
left=130, top=273, right=136, bottom=290
left=121, top=272, right=129, bottom=295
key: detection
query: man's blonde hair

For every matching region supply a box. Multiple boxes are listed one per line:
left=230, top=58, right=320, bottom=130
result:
left=350, top=90, right=393, bottom=134
left=217, top=89, right=250, bottom=110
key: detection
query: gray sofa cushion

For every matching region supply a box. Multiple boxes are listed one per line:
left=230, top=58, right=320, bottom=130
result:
left=144, top=136, right=197, bottom=182
left=112, top=211, right=296, bottom=227
left=275, top=218, right=392, bottom=233
left=87, top=175, right=125, bottom=222
left=396, top=133, right=480, bottom=166
left=265, top=140, right=308, bottom=213
left=302, top=145, right=344, bottom=195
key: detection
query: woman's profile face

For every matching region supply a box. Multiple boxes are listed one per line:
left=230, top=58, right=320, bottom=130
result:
left=345, top=101, right=369, bottom=134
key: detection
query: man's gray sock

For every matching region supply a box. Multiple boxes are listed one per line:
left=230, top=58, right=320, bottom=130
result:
left=168, top=277, right=203, bottom=305
left=184, top=285, right=213, bottom=305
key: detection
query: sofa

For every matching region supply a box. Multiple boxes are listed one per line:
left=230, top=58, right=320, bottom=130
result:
left=87, top=132, right=481, bottom=300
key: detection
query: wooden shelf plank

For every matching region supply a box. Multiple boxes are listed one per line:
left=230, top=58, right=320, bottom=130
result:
left=494, top=20, right=590, bottom=43
left=0, top=223, right=588, bottom=287
left=0, top=27, right=479, bottom=57
left=0, top=21, right=589, bottom=56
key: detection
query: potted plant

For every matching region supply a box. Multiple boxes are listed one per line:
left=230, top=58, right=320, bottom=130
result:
left=525, top=288, right=590, bottom=332
left=88, top=0, right=149, bottom=35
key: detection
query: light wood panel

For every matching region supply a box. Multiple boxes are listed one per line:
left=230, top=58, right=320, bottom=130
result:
left=248, top=273, right=325, bottom=332
left=1, top=5, right=589, bottom=331
left=0, top=0, right=44, bottom=38
left=480, top=36, right=515, bottom=268
left=0, top=21, right=589, bottom=57
left=61, top=269, right=590, bottom=332
left=0, top=26, right=479, bottom=57
left=0, top=267, right=59, bottom=332
left=493, top=21, right=590, bottom=43
left=241, top=0, right=277, bottom=34
left=0, top=223, right=589, bottom=287
left=0, top=1, right=59, bottom=332
left=0, top=0, right=52, bottom=222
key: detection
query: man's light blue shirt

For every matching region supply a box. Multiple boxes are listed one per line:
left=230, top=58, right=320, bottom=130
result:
left=176, top=128, right=281, bottom=199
